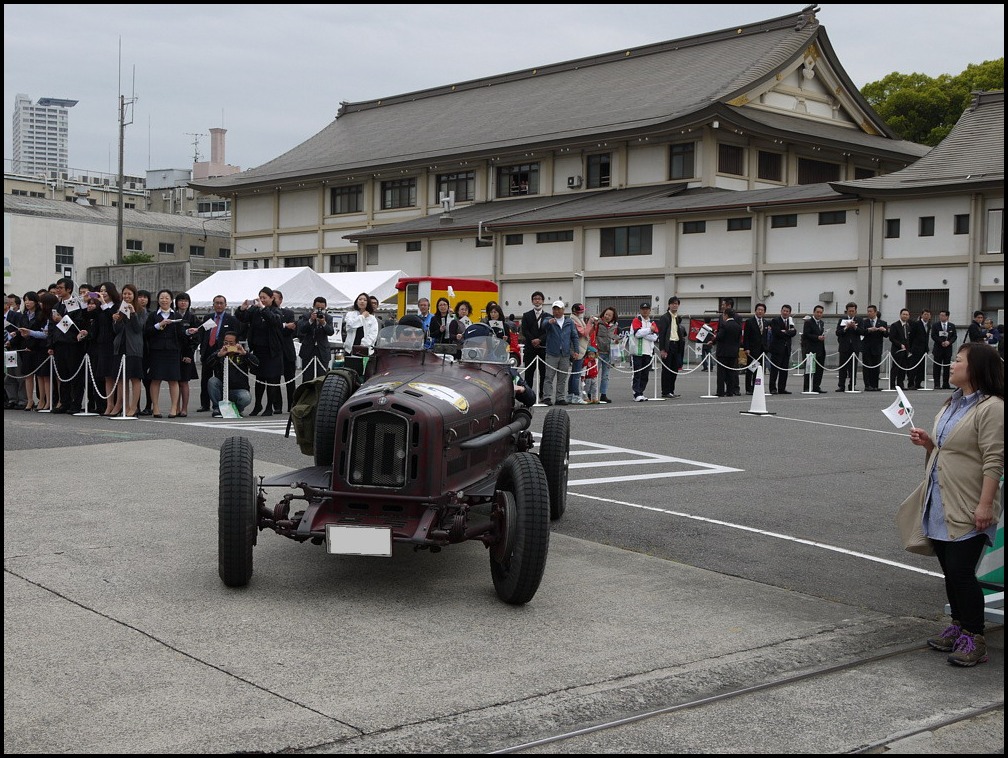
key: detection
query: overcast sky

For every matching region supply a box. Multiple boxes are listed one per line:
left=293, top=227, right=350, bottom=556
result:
left=4, top=4, right=1004, bottom=178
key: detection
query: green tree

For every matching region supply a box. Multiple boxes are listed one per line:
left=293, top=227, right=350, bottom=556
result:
left=122, top=252, right=154, bottom=264
left=861, top=59, right=1004, bottom=146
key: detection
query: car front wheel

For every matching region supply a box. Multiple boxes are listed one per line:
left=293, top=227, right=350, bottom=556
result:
left=490, top=452, right=550, bottom=605
left=538, top=407, right=570, bottom=520
left=218, top=436, right=257, bottom=587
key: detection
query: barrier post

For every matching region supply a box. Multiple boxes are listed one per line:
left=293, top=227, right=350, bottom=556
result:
left=801, top=353, right=817, bottom=394
left=109, top=355, right=135, bottom=421
left=75, top=355, right=100, bottom=416
left=700, top=353, right=717, bottom=398
left=649, top=352, right=667, bottom=401
left=844, top=353, right=861, bottom=393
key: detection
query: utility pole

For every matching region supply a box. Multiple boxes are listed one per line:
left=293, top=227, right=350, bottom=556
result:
left=116, top=42, right=137, bottom=265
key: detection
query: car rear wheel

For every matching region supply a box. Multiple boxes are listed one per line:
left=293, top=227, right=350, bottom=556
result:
left=490, top=452, right=550, bottom=605
left=218, top=436, right=257, bottom=587
left=314, top=372, right=353, bottom=467
left=538, top=407, right=570, bottom=520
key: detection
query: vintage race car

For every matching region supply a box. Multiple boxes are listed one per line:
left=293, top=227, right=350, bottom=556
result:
left=217, top=324, right=570, bottom=605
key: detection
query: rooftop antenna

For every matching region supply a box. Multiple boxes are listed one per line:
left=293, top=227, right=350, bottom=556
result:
left=185, top=132, right=206, bottom=163
left=116, top=38, right=138, bottom=265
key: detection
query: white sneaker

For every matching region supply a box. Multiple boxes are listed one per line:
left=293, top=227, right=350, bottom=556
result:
left=634, top=395, right=646, bottom=402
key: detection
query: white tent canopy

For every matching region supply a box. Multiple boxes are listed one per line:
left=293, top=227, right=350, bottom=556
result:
left=186, top=267, right=346, bottom=311
left=318, top=270, right=405, bottom=309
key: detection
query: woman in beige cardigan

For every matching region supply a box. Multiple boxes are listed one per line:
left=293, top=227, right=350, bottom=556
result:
left=906, top=342, right=1003, bottom=666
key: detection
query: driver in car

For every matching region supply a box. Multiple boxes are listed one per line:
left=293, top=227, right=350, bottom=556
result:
left=461, top=322, right=536, bottom=407
left=395, top=315, right=428, bottom=349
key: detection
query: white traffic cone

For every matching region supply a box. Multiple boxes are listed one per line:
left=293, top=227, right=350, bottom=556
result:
left=740, top=361, right=776, bottom=416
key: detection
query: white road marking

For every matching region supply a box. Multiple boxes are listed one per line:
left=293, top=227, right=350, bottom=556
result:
left=570, top=491, right=943, bottom=579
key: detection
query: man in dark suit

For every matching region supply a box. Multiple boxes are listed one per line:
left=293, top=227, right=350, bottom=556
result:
left=888, top=308, right=913, bottom=390
left=767, top=304, right=796, bottom=394
left=297, top=296, right=336, bottom=383
left=714, top=307, right=742, bottom=397
left=273, top=289, right=298, bottom=412
left=741, top=302, right=769, bottom=395
left=908, top=309, right=931, bottom=389
left=857, top=304, right=888, bottom=391
left=50, top=276, right=88, bottom=413
left=656, top=296, right=686, bottom=398
left=930, top=310, right=957, bottom=389
left=835, top=302, right=861, bottom=391
left=966, top=310, right=987, bottom=343
left=520, top=290, right=548, bottom=402
left=801, top=305, right=827, bottom=393
left=196, top=294, right=243, bottom=412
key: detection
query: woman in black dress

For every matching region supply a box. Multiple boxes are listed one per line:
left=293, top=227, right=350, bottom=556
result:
left=174, top=291, right=201, bottom=417
left=143, top=288, right=183, bottom=417
left=94, top=282, right=122, bottom=415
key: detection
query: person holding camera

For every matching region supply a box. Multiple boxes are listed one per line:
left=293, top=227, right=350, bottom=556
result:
left=297, top=297, right=335, bottom=383
left=206, top=330, right=260, bottom=417
left=273, top=289, right=299, bottom=412
left=235, top=287, right=284, bottom=416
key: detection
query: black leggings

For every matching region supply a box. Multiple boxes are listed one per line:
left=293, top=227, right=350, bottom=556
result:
left=932, top=535, right=988, bottom=635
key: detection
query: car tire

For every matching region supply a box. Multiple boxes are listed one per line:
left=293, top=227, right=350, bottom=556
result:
left=538, top=407, right=570, bottom=520
left=218, top=436, right=257, bottom=588
left=490, top=452, right=550, bottom=605
left=314, top=372, right=353, bottom=467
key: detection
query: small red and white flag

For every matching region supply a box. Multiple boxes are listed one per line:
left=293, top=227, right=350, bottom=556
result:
left=882, top=387, right=914, bottom=428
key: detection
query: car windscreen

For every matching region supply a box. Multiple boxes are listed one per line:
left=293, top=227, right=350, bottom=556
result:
left=375, top=324, right=426, bottom=351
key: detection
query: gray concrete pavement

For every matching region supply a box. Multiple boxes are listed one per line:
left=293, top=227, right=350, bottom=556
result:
left=4, top=432, right=1003, bottom=753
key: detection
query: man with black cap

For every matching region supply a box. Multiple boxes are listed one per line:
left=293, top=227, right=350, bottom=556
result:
left=657, top=296, right=686, bottom=398
left=629, top=301, right=659, bottom=401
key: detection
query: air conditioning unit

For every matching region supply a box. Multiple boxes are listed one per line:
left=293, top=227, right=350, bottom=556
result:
left=567, top=175, right=583, bottom=189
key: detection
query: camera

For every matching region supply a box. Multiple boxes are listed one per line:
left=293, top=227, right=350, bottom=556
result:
left=316, top=309, right=327, bottom=320
left=226, top=344, right=239, bottom=353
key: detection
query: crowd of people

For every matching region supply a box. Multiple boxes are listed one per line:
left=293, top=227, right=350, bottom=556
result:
left=5, top=280, right=1004, bottom=416
left=515, top=293, right=1005, bottom=405
left=3, top=278, right=341, bottom=418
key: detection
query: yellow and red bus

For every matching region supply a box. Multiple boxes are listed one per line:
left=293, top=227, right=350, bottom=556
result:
left=396, top=276, right=499, bottom=321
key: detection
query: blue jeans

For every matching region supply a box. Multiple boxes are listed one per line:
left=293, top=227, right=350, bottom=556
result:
left=598, top=356, right=612, bottom=396
left=568, top=358, right=584, bottom=397
left=208, top=377, right=252, bottom=414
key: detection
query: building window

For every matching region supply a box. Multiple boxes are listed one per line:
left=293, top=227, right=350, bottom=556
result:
left=497, top=162, right=539, bottom=197
left=55, top=245, right=74, bottom=269
left=600, top=225, right=653, bottom=257
left=953, top=214, right=969, bottom=235
left=854, top=167, right=875, bottom=179
left=535, top=230, right=574, bottom=243
left=328, top=253, right=357, bottom=272
left=919, top=216, right=935, bottom=237
left=330, top=184, right=363, bottom=214
left=405, top=240, right=421, bottom=252
left=885, top=219, right=901, bottom=238
left=717, top=144, right=745, bottom=176
left=980, top=290, right=1005, bottom=313
left=125, top=239, right=143, bottom=252
left=504, top=234, right=524, bottom=245
left=284, top=256, right=313, bottom=268
left=365, top=244, right=379, bottom=266
left=475, top=237, right=493, bottom=248
left=197, top=199, right=230, bottom=215
left=770, top=214, right=797, bottom=229
left=985, top=208, right=1003, bottom=254
left=380, top=178, right=417, bottom=210
left=218, top=248, right=230, bottom=258
left=586, top=153, right=611, bottom=189
left=682, top=220, right=706, bottom=234
left=190, top=245, right=205, bottom=257
left=818, top=210, right=847, bottom=225
left=757, top=151, right=783, bottom=182
left=436, top=171, right=475, bottom=202
left=669, top=142, right=695, bottom=180
left=727, top=217, right=752, bottom=232
left=797, top=158, right=840, bottom=184
left=158, top=242, right=175, bottom=255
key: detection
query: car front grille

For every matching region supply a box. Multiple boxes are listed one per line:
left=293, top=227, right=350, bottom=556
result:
left=347, top=410, right=409, bottom=488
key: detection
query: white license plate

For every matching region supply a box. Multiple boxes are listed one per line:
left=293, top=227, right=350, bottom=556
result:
left=325, top=525, right=392, bottom=557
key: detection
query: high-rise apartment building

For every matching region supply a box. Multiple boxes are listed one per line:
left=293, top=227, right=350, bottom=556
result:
left=11, top=93, right=78, bottom=178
